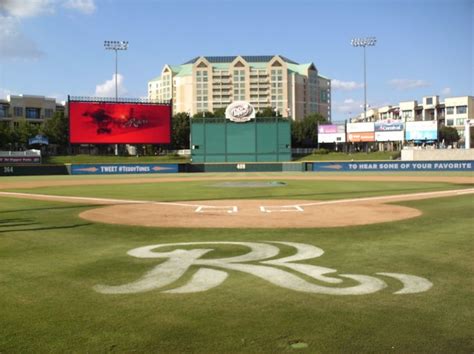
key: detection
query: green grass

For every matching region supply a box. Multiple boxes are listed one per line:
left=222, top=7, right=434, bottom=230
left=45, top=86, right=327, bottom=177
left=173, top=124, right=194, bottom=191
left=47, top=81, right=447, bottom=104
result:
left=43, top=154, right=189, bottom=164
left=0, top=178, right=473, bottom=353
left=294, top=151, right=400, bottom=161
left=7, top=179, right=471, bottom=202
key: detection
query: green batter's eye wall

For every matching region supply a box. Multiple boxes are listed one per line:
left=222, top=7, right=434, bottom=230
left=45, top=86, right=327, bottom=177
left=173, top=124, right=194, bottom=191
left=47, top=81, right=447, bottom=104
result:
left=190, top=117, right=291, bottom=163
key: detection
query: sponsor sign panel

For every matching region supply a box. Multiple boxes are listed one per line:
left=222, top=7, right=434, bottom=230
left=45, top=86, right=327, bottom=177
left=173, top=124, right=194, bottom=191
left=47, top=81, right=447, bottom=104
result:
left=225, top=101, right=255, bottom=122
left=312, top=161, right=473, bottom=172
left=71, top=164, right=178, bottom=175
left=347, top=122, right=375, bottom=133
left=69, top=101, right=171, bottom=144
left=405, top=121, right=437, bottom=141
left=28, top=135, right=49, bottom=145
left=0, top=156, right=41, bottom=164
left=374, top=119, right=404, bottom=132
left=318, top=124, right=345, bottom=134
left=347, top=132, right=375, bottom=142
left=318, top=133, right=346, bottom=143
left=375, top=131, right=404, bottom=142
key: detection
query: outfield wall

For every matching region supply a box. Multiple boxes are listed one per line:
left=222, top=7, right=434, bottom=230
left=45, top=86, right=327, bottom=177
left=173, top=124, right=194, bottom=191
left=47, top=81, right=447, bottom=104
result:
left=1, top=160, right=473, bottom=176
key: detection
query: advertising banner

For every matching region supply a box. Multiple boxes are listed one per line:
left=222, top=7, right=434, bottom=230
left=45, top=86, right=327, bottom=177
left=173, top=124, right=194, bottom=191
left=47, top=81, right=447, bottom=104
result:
left=28, top=135, right=49, bottom=145
left=346, top=122, right=375, bottom=133
left=69, top=101, right=171, bottom=144
left=318, top=124, right=346, bottom=143
left=347, top=132, right=375, bottom=142
left=375, top=131, right=404, bottom=142
left=318, top=124, right=345, bottom=134
left=0, top=156, right=41, bottom=164
left=374, top=119, right=404, bottom=132
left=405, top=121, right=437, bottom=141
left=312, top=161, right=473, bottom=172
left=71, top=164, right=178, bottom=175
left=318, top=133, right=346, bottom=143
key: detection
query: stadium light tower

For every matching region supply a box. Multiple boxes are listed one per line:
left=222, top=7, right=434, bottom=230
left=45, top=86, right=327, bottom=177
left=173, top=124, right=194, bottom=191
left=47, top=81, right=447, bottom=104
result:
left=351, top=36, right=376, bottom=121
left=104, top=40, right=128, bottom=99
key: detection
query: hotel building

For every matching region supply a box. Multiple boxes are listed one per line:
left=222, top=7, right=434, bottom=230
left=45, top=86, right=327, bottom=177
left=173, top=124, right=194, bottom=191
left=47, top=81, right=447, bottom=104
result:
left=148, top=55, right=331, bottom=120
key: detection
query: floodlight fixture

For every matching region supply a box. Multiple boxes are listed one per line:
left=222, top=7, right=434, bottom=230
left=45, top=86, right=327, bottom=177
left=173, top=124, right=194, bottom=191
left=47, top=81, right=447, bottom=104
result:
left=104, top=40, right=129, bottom=99
left=351, top=36, right=377, bottom=121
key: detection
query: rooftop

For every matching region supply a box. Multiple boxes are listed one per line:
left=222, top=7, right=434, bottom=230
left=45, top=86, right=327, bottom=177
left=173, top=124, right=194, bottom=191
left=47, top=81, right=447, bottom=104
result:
left=183, top=55, right=298, bottom=65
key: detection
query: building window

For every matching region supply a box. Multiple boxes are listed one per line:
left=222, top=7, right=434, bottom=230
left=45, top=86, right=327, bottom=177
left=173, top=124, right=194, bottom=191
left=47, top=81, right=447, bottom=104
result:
left=26, top=108, right=41, bottom=119
left=14, top=107, right=23, bottom=117
left=426, top=97, right=433, bottom=105
left=446, top=119, right=454, bottom=126
left=0, top=105, right=7, bottom=118
left=456, top=118, right=465, bottom=126
left=456, top=105, right=467, bottom=114
left=446, top=106, right=454, bottom=115
left=45, top=109, right=53, bottom=118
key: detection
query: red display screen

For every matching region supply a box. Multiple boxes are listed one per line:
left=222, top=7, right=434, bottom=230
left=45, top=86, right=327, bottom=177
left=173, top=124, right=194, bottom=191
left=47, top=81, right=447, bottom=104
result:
left=69, top=101, right=171, bottom=144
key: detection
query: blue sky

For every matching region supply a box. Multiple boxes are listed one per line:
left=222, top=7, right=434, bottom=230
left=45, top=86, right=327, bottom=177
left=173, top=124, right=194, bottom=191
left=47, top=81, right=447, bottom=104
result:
left=0, top=0, right=472, bottom=121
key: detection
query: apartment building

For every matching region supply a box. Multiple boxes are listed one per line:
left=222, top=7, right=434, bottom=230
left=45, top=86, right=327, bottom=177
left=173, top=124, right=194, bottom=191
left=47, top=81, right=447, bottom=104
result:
left=0, top=95, right=65, bottom=128
left=351, top=95, right=473, bottom=136
left=148, top=55, right=331, bottom=120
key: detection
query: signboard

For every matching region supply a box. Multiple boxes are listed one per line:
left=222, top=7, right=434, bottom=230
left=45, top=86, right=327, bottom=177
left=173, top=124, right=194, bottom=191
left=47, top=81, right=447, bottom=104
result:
left=347, top=132, right=375, bottom=142
left=318, top=124, right=346, bottom=143
left=71, top=164, right=178, bottom=175
left=375, top=131, right=404, bottom=142
left=374, top=119, right=404, bottom=132
left=225, top=101, right=255, bottom=122
left=312, top=161, right=473, bottom=172
left=347, top=122, right=375, bottom=133
left=69, top=100, right=171, bottom=144
left=29, top=135, right=49, bottom=145
left=318, top=124, right=345, bottom=134
left=318, top=133, right=346, bottom=143
left=405, top=121, right=437, bottom=141
left=0, top=156, right=41, bottom=164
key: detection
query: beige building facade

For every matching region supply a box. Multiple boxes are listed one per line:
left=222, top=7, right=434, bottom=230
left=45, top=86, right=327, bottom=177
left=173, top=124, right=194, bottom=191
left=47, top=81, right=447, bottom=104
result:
left=351, top=95, right=474, bottom=136
left=148, top=55, right=331, bottom=120
left=0, top=95, right=64, bottom=128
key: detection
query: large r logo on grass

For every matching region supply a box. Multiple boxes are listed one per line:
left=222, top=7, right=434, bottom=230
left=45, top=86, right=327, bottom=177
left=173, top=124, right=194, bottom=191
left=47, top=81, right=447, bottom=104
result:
left=94, top=242, right=432, bottom=295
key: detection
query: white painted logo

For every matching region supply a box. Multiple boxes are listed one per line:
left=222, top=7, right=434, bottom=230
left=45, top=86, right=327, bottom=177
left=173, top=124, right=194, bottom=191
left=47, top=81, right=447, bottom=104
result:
left=225, top=101, right=255, bottom=122
left=94, top=242, right=432, bottom=295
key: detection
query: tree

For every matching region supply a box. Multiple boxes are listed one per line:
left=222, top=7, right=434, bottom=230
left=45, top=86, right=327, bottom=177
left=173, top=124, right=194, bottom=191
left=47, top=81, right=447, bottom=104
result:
left=11, top=119, right=39, bottom=150
left=0, top=122, right=12, bottom=149
left=41, top=111, right=69, bottom=150
left=256, top=107, right=280, bottom=117
left=439, top=126, right=460, bottom=146
left=213, top=108, right=226, bottom=117
left=171, top=112, right=190, bottom=149
left=291, top=113, right=327, bottom=148
left=192, top=111, right=214, bottom=118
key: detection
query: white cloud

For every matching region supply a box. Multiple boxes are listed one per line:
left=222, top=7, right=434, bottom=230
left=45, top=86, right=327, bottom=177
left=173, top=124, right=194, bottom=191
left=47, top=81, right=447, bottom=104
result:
left=0, top=16, right=44, bottom=59
left=441, top=87, right=451, bottom=96
left=0, top=88, right=13, bottom=99
left=334, top=98, right=364, bottom=114
left=95, top=74, right=127, bottom=97
left=0, top=0, right=96, bottom=59
left=0, top=0, right=54, bottom=18
left=63, top=0, right=96, bottom=14
left=332, top=79, right=364, bottom=91
left=388, top=79, right=430, bottom=90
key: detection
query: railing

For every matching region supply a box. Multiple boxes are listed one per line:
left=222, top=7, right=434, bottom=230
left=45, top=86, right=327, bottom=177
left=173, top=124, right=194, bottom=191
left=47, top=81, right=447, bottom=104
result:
left=68, top=96, right=171, bottom=105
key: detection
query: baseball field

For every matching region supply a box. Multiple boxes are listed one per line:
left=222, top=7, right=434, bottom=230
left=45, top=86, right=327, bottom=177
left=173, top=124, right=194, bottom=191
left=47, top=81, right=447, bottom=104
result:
left=0, top=172, right=473, bottom=353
